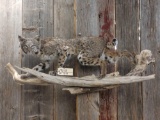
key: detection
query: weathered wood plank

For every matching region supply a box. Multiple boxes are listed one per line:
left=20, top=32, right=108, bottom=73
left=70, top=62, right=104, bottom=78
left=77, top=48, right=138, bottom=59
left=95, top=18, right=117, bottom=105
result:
left=54, top=0, right=76, bottom=120
left=76, top=1, right=100, bottom=120
left=97, top=1, right=117, bottom=120
left=141, top=0, right=160, bottom=120
left=116, top=0, right=143, bottom=120
left=22, top=0, right=54, bottom=120
left=0, top=0, right=22, bottom=120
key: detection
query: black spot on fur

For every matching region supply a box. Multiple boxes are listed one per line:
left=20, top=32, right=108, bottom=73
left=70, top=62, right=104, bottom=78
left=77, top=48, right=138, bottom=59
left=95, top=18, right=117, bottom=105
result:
left=78, top=57, right=81, bottom=60
left=90, top=61, right=94, bottom=64
left=94, top=61, right=99, bottom=65
left=35, top=68, right=38, bottom=71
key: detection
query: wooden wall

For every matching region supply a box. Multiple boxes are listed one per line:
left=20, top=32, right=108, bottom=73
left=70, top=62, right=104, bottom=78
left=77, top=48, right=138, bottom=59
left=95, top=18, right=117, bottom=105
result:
left=0, top=0, right=22, bottom=119
left=0, top=0, right=160, bottom=120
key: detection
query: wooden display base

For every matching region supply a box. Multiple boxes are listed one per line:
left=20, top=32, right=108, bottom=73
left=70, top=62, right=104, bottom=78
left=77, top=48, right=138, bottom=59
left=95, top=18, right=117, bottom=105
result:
left=6, top=63, right=154, bottom=94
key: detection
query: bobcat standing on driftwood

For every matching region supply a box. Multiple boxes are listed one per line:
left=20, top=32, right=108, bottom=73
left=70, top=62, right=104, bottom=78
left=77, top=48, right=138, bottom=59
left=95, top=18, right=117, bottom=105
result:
left=18, top=35, right=134, bottom=78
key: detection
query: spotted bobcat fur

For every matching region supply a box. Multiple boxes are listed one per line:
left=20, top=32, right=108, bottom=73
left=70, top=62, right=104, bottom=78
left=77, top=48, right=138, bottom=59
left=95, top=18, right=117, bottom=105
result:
left=18, top=35, right=134, bottom=78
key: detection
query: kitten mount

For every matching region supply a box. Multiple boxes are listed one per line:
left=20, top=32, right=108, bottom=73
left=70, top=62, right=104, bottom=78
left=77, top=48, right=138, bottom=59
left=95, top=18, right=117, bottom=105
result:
left=6, top=49, right=155, bottom=94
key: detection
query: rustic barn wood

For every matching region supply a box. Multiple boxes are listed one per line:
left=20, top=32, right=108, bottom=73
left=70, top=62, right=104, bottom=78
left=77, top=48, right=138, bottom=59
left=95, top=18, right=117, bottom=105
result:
left=0, top=0, right=22, bottom=119
left=53, top=0, right=76, bottom=120
left=76, top=0, right=100, bottom=119
left=141, top=0, right=160, bottom=120
left=1, top=0, right=160, bottom=120
left=97, top=1, right=117, bottom=120
left=22, top=0, right=54, bottom=119
left=116, top=0, right=143, bottom=120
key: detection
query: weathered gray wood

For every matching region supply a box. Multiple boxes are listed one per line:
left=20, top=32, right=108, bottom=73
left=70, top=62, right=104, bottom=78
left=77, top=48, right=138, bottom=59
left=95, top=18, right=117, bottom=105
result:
left=22, top=0, right=54, bottom=120
left=141, top=0, right=160, bottom=120
left=76, top=1, right=100, bottom=119
left=97, top=1, right=117, bottom=120
left=54, top=0, right=76, bottom=120
left=116, top=0, right=143, bottom=120
left=0, top=0, right=22, bottom=120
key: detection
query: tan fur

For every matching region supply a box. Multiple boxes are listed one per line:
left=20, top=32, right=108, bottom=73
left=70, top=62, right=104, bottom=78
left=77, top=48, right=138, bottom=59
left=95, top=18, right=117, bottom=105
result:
left=18, top=35, right=135, bottom=78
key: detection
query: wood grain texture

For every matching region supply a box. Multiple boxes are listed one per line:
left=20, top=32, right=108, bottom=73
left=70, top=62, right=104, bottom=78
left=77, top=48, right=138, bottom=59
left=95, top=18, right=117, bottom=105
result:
left=0, top=0, right=22, bottom=120
left=22, top=0, right=54, bottom=120
left=54, top=0, right=76, bottom=120
left=141, top=0, right=160, bottom=120
left=97, top=1, right=117, bottom=120
left=116, top=0, right=143, bottom=120
left=76, top=1, right=100, bottom=120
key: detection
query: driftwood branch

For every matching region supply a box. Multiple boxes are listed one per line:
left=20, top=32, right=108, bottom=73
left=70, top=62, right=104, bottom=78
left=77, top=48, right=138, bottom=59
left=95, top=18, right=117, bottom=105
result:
left=6, top=63, right=154, bottom=86
left=6, top=49, right=155, bottom=94
left=6, top=63, right=49, bottom=85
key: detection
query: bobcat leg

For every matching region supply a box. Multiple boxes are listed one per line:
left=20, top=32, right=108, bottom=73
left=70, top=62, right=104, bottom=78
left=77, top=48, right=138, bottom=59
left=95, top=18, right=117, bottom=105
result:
left=49, top=51, right=68, bottom=76
left=78, top=51, right=107, bottom=78
left=100, top=61, right=107, bottom=78
left=21, top=61, right=50, bottom=78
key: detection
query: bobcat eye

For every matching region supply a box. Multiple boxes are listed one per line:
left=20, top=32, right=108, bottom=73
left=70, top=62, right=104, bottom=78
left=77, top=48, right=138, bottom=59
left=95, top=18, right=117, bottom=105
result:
left=22, top=45, right=28, bottom=54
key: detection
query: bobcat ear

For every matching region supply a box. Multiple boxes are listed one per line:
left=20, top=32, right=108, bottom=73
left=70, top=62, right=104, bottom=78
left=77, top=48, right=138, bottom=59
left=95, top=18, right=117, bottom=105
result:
left=18, top=35, right=26, bottom=42
left=34, top=35, right=40, bottom=41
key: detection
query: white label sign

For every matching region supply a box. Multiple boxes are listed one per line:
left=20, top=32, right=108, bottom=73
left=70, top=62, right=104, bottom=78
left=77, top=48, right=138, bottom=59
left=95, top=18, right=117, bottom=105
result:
left=57, top=68, right=73, bottom=76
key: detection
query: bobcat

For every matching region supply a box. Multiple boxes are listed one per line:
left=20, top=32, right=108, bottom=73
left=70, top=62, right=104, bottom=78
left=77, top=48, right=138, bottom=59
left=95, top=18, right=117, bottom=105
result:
left=18, top=35, right=134, bottom=78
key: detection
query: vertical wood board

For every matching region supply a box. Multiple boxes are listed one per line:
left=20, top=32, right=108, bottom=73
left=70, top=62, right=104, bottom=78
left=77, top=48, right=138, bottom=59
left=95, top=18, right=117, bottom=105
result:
left=54, top=0, right=76, bottom=120
left=0, top=0, right=22, bottom=120
left=76, top=1, right=100, bottom=120
left=97, top=0, right=117, bottom=120
left=141, top=0, right=160, bottom=120
left=22, top=0, right=54, bottom=120
left=116, top=0, right=143, bottom=120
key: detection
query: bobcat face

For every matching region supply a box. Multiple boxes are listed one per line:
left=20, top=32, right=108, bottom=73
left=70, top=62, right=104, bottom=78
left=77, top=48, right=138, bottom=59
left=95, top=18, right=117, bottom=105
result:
left=106, top=38, right=118, bottom=50
left=100, top=39, right=119, bottom=63
left=18, top=35, right=40, bottom=55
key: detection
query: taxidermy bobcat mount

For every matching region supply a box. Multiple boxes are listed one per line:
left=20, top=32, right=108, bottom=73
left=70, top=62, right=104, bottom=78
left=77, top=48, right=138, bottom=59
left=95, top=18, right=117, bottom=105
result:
left=18, top=35, right=135, bottom=78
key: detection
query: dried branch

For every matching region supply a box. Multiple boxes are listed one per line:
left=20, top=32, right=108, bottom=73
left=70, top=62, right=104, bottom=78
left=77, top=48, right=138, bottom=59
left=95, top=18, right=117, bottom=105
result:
left=6, top=63, right=154, bottom=87
left=6, top=49, right=155, bottom=94
left=6, top=63, right=49, bottom=85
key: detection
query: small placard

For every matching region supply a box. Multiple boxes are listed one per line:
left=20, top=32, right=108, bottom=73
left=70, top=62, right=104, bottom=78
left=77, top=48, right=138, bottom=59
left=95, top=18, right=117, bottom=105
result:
left=57, top=68, right=73, bottom=76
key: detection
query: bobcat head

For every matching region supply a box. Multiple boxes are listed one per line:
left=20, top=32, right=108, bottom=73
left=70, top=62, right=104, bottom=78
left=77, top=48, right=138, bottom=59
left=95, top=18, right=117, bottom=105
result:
left=18, top=35, right=40, bottom=55
left=106, top=38, right=118, bottom=50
